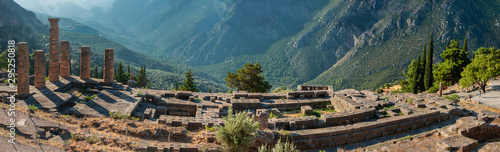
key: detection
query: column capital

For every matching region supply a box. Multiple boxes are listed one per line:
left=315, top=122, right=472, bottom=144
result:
left=48, top=18, right=60, bottom=23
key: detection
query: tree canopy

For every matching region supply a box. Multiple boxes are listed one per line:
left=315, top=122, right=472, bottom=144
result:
left=225, top=63, right=272, bottom=93
left=459, top=47, right=500, bottom=93
left=434, top=39, right=469, bottom=86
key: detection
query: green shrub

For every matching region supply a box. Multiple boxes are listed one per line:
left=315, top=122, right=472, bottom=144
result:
left=62, top=114, right=71, bottom=118
left=444, top=94, right=459, bottom=102
left=408, top=97, right=414, bottom=104
left=376, top=88, right=383, bottom=94
left=71, top=133, right=83, bottom=141
left=28, top=104, right=38, bottom=111
left=109, top=110, right=139, bottom=120
left=428, top=86, right=438, bottom=93
left=83, top=94, right=97, bottom=101
left=215, top=107, right=259, bottom=151
left=269, top=112, right=279, bottom=119
left=258, top=138, right=298, bottom=152
left=85, top=134, right=98, bottom=144
left=205, top=125, right=216, bottom=132
left=383, top=106, right=395, bottom=110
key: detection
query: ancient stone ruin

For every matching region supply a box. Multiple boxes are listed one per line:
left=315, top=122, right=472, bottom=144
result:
left=9, top=18, right=500, bottom=152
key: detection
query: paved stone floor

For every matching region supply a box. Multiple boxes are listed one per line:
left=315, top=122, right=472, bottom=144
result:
left=472, top=79, right=500, bottom=109
left=69, top=90, right=141, bottom=117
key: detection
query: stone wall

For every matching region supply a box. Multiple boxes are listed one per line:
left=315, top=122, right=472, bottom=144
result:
left=297, top=85, right=332, bottom=91
left=271, top=116, right=318, bottom=130
left=157, top=115, right=224, bottom=130
left=321, top=108, right=376, bottom=126
left=292, top=110, right=452, bottom=149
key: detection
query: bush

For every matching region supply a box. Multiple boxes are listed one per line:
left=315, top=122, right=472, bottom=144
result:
left=28, top=104, right=38, bottom=111
left=83, top=94, right=97, bottom=101
left=71, top=133, right=83, bottom=141
left=376, top=88, right=383, bottom=94
left=269, top=112, right=279, bottom=119
left=109, top=110, right=139, bottom=120
left=258, top=138, right=298, bottom=152
left=428, top=86, right=438, bottom=93
left=85, top=134, right=98, bottom=144
left=215, top=107, right=259, bottom=151
left=444, top=94, right=459, bottom=102
left=205, top=125, right=216, bottom=132
left=408, top=97, right=414, bottom=104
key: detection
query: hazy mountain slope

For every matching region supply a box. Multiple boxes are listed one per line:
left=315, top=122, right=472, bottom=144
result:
left=34, top=0, right=500, bottom=91
left=52, top=18, right=229, bottom=92
left=306, top=0, right=500, bottom=90
left=0, top=0, right=48, bottom=50
left=86, top=0, right=226, bottom=57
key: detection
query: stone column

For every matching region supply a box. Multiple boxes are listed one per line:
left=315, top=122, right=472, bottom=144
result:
left=48, top=18, right=60, bottom=82
left=34, top=50, right=46, bottom=88
left=104, top=48, right=114, bottom=83
left=17, top=42, right=29, bottom=97
left=80, top=46, right=90, bottom=80
left=439, top=82, right=443, bottom=97
left=60, top=40, right=70, bottom=77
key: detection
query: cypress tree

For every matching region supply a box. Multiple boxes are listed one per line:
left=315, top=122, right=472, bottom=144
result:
left=420, top=45, right=427, bottom=91
left=412, top=57, right=421, bottom=94
left=94, top=65, right=98, bottom=78
left=424, top=34, right=434, bottom=90
left=127, top=63, right=131, bottom=74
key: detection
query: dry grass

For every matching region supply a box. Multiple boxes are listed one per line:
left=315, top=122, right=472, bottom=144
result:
left=383, top=85, right=402, bottom=94
left=458, top=101, right=500, bottom=114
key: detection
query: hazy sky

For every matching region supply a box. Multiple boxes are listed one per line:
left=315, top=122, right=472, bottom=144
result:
left=14, top=0, right=115, bottom=16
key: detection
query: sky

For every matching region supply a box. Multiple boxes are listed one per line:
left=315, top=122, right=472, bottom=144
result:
left=14, top=0, right=115, bottom=18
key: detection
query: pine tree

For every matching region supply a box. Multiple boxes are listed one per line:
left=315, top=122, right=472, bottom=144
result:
left=180, top=69, right=198, bottom=92
left=424, top=34, right=434, bottom=90
left=225, top=63, right=272, bottom=93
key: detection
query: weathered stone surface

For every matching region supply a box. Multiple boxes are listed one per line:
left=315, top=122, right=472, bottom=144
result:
left=436, top=135, right=478, bottom=152
left=103, top=48, right=114, bottom=83
left=80, top=46, right=90, bottom=80
left=70, top=90, right=141, bottom=117
left=301, top=105, right=313, bottom=115
left=48, top=18, right=60, bottom=82
left=59, top=40, right=70, bottom=77
left=17, top=42, right=30, bottom=96
left=34, top=50, right=46, bottom=88
left=23, top=88, right=74, bottom=110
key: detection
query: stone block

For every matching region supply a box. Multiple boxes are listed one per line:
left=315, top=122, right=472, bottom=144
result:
left=301, top=106, right=313, bottom=115
left=437, top=135, right=478, bottom=152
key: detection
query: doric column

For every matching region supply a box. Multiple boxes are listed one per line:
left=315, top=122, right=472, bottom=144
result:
left=104, top=48, right=114, bottom=83
left=60, top=40, right=70, bottom=77
left=17, top=42, right=29, bottom=96
left=34, top=50, right=46, bottom=88
left=48, top=18, right=60, bottom=82
left=80, top=46, right=90, bottom=80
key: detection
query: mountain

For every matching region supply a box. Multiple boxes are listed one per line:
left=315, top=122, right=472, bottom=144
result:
left=0, top=0, right=48, bottom=50
left=0, top=0, right=228, bottom=92
left=36, top=16, right=229, bottom=92
left=35, top=0, right=500, bottom=91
